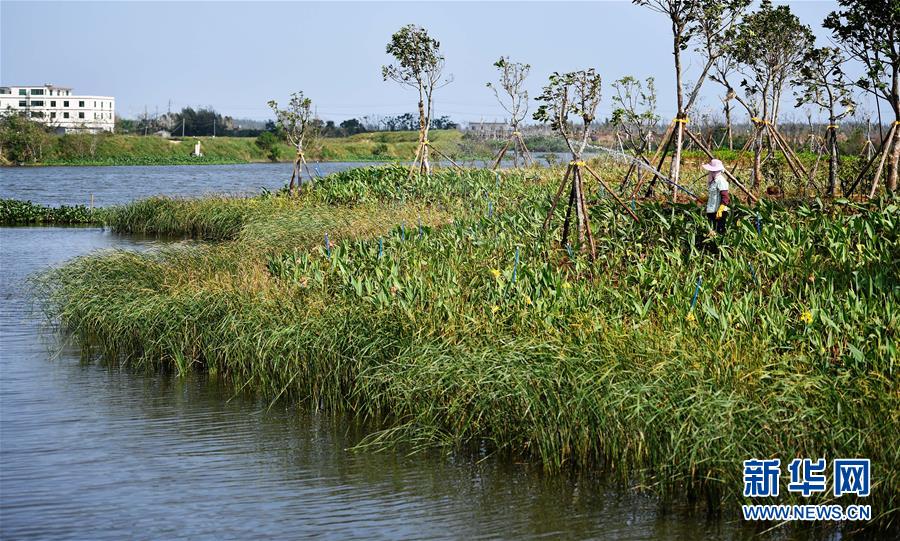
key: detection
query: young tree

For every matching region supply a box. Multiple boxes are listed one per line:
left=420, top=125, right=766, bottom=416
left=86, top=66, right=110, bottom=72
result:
left=268, top=92, right=314, bottom=195
left=611, top=76, right=660, bottom=155
left=712, top=54, right=738, bottom=150
left=825, top=0, right=900, bottom=193
left=486, top=56, right=532, bottom=167
left=535, top=69, right=637, bottom=260
left=725, top=0, right=814, bottom=187
left=610, top=76, right=660, bottom=192
left=382, top=24, right=451, bottom=175
left=795, top=47, right=857, bottom=196
left=633, top=0, right=749, bottom=199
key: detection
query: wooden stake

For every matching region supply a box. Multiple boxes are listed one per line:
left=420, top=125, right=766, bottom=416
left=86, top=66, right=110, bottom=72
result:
left=632, top=122, right=675, bottom=200
left=868, top=125, right=898, bottom=198
left=427, top=143, right=465, bottom=172
left=846, top=123, right=896, bottom=196
left=583, top=163, right=640, bottom=222
left=516, top=132, right=534, bottom=166
left=491, top=138, right=512, bottom=170
left=543, top=164, right=573, bottom=233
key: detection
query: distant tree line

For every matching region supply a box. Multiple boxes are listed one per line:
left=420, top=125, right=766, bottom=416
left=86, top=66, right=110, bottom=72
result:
left=116, top=108, right=459, bottom=139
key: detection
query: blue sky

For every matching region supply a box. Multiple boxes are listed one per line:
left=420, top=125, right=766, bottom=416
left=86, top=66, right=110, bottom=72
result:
left=1, top=1, right=870, bottom=124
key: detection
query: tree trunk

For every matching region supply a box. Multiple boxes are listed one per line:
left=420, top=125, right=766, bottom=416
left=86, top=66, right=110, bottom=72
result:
left=671, top=122, right=683, bottom=202
left=671, top=32, right=685, bottom=202
left=289, top=151, right=301, bottom=195
left=828, top=123, right=838, bottom=197
left=887, top=125, right=900, bottom=193
left=752, top=125, right=764, bottom=189
left=724, top=100, right=733, bottom=151
left=885, top=63, right=899, bottom=192
left=417, top=96, right=429, bottom=175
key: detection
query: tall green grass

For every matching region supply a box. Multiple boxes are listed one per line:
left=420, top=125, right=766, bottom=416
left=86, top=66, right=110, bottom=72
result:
left=43, top=164, right=899, bottom=530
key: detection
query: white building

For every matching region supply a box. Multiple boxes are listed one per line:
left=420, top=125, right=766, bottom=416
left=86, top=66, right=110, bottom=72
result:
left=0, top=84, right=115, bottom=133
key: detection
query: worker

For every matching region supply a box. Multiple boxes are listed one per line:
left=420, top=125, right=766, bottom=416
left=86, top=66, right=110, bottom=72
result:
left=703, top=159, right=730, bottom=234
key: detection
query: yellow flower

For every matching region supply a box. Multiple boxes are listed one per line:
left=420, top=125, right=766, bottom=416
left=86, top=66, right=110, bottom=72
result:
left=490, top=269, right=501, bottom=279
left=686, top=312, right=696, bottom=323
left=491, top=305, right=500, bottom=314
left=800, top=310, right=813, bottom=324
left=561, top=281, right=572, bottom=289
left=524, top=295, right=533, bottom=306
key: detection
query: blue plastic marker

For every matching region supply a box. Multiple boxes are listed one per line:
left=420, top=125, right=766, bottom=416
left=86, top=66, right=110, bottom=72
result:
left=378, top=237, right=383, bottom=259
left=324, top=233, right=331, bottom=257
left=503, top=246, right=521, bottom=298
left=418, top=218, right=423, bottom=239
left=488, top=201, right=493, bottom=218
left=512, top=246, right=519, bottom=285
left=748, top=262, right=758, bottom=285
left=755, top=212, right=762, bottom=234
left=401, top=224, right=406, bottom=241
left=690, top=276, right=702, bottom=310
left=565, top=243, right=575, bottom=260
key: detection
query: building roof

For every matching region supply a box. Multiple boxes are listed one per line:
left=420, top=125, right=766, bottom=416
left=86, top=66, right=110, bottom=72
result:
left=1, top=84, right=74, bottom=90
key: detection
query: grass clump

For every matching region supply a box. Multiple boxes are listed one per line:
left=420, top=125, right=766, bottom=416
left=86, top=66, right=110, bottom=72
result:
left=43, top=164, right=900, bottom=531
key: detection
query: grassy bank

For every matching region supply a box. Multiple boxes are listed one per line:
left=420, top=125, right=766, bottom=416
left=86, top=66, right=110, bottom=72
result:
left=43, top=164, right=899, bottom=531
left=13, top=130, right=492, bottom=166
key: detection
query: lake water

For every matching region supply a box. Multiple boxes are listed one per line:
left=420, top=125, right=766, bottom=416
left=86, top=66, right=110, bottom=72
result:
left=0, top=164, right=837, bottom=539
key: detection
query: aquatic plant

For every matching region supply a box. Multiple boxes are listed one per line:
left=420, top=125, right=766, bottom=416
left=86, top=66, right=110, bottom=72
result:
left=0, top=199, right=103, bottom=225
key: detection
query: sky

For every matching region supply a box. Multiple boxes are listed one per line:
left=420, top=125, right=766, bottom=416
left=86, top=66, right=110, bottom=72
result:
left=0, top=1, right=874, bottom=125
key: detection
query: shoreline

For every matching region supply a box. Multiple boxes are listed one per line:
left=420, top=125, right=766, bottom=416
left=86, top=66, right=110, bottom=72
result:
left=38, top=164, right=900, bottom=532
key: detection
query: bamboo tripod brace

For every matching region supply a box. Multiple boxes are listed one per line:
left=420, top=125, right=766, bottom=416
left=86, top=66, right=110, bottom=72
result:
left=491, top=130, right=534, bottom=170
left=289, top=149, right=315, bottom=194
left=846, top=121, right=900, bottom=198
left=544, top=160, right=639, bottom=261
left=630, top=117, right=760, bottom=204
left=408, top=138, right=465, bottom=178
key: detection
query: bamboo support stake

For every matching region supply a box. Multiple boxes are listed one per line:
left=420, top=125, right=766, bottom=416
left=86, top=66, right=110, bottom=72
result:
left=491, top=138, right=512, bottom=170
left=516, top=132, right=534, bottom=166
left=543, top=164, right=573, bottom=233
left=767, top=124, right=808, bottom=179
left=561, top=181, right=576, bottom=247
left=631, top=123, right=676, bottom=200
left=583, top=163, right=640, bottom=222
left=427, top=143, right=465, bottom=172
left=408, top=141, right=424, bottom=179
left=867, top=124, right=898, bottom=198
left=846, top=123, right=896, bottom=196
left=575, top=168, right=597, bottom=259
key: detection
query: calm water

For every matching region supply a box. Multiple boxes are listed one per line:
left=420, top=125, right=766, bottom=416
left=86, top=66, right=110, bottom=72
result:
left=0, top=165, right=835, bottom=539
left=0, top=162, right=370, bottom=207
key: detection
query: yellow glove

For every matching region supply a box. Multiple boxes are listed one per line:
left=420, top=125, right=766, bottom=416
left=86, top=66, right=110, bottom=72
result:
left=715, top=204, right=729, bottom=219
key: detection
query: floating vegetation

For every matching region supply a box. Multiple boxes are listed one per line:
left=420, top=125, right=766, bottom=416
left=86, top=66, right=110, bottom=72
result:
left=1, top=198, right=104, bottom=225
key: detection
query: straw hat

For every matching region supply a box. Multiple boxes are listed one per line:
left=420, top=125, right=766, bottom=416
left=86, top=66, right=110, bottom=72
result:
left=702, top=159, right=725, bottom=172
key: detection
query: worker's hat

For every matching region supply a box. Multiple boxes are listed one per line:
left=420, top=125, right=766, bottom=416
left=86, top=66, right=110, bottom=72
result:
left=702, top=159, right=725, bottom=172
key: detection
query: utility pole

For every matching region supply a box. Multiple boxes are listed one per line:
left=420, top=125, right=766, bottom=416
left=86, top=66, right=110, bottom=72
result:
left=213, top=117, right=216, bottom=137
left=182, top=118, right=185, bottom=138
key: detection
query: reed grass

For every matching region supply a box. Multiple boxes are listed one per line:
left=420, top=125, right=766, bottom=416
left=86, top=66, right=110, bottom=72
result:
left=42, top=163, right=900, bottom=530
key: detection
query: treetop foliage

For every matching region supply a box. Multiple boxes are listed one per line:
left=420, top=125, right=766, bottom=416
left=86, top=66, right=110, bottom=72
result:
left=382, top=24, right=449, bottom=91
